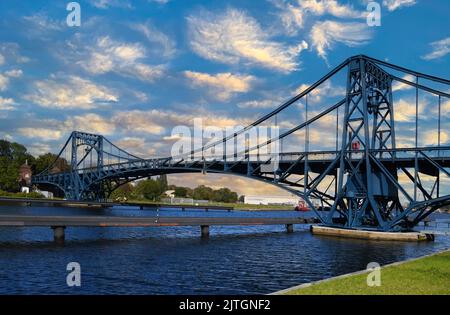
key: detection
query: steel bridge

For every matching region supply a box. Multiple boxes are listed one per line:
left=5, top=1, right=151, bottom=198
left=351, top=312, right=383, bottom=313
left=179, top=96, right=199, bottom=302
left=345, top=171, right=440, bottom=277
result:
left=32, top=55, right=450, bottom=232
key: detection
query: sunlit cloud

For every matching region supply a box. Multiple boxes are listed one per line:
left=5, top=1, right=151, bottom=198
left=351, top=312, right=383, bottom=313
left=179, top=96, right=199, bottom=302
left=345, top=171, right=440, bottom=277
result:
left=25, top=75, right=118, bottom=109
left=422, top=37, right=450, bottom=60
left=187, top=8, right=308, bottom=72
left=310, top=20, right=372, bottom=62
left=184, top=71, right=255, bottom=101
left=383, top=0, right=416, bottom=11
left=78, top=36, right=165, bottom=82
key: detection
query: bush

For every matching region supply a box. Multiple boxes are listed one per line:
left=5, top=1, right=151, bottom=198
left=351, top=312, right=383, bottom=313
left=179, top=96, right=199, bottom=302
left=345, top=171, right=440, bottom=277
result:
left=0, top=190, right=45, bottom=199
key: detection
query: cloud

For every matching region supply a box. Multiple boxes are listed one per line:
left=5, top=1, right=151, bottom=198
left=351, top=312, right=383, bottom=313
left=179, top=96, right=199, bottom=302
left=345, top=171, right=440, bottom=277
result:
left=0, top=97, right=15, bottom=110
left=65, top=113, right=115, bottom=135
left=18, top=128, right=64, bottom=141
left=421, top=37, right=450, bottom=60
left=184, top=71, right=255, bottom=101
left=422, top=130, right=448, bottom=146
left=25, top=75, right=118, bottom=109
left=130, top=21, right=176, bottom=59
left=238, top=99, right=282, bottom=109
left=0, top=43, right=30, bottom=64
left=383, top=0, right=416, bottom=11
left=392, top=74, right=415, bottom=92
left=89, top=0, right=132, bottom=9
left=149, top=0, right=170, bottom=4
left=310, top=20, right=372, bottom=61
left=79, top=36, right=165, bottom=82
left=294, top=80, right=345, bottom=103
left=0, top=69, right=23, bottom=91
left=4, top=69, right=23, bottom=78
left=187, top=8, right=308, bottom=72
left=273, top=0, right=364, bottom=35
left=393, top=98, right=423, bottom=122
left=112, top=110, right=167, bottom=135
left=115, top=137, right=156, bottom=157
left=0, top=74, right=8, bottom=91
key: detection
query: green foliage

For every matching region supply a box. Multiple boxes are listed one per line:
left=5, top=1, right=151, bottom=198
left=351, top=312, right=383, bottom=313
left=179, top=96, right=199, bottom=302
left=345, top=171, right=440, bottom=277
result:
left=0, top=139, right=35, bottom=192
left=134, top=178, right=165, bottom=201
left=174, top=186, right=191, bottom=198
left=110, top=182, right=134, bottom=201
left=284, top=250, right=450, bottom=295
left=34, top=153, right=69, bottom=174
left=0, top=190, right=44, bottom=199
left=191, top=185, right=238, bottom=203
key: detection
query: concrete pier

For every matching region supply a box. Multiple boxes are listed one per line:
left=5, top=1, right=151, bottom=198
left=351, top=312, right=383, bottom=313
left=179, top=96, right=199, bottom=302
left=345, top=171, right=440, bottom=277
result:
left=201, top=225, right=210, bottom=238
left=286, top=224, right=294, bottom=233
left=51, top=226, right=66, bottom=243
left=311, top=225, right=434, bottom=242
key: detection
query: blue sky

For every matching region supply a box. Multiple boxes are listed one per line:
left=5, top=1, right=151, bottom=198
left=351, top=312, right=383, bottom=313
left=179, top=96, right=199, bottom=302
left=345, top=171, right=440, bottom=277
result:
left=0, top=0, right=449, bottom=195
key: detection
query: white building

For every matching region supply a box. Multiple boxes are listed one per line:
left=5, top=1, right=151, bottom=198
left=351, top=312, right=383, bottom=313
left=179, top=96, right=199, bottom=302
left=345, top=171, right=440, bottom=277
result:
left=244, top=195, right=300, bottom=206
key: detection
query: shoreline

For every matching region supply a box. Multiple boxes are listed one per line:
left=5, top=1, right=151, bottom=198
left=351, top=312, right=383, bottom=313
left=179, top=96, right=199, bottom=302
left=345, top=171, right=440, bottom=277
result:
left=271, top=248, right=450, bottom=295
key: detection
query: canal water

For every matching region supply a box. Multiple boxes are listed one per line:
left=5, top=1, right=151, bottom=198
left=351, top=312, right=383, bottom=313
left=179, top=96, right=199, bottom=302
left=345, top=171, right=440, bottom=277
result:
left=0, top=205, right=448, bottom=294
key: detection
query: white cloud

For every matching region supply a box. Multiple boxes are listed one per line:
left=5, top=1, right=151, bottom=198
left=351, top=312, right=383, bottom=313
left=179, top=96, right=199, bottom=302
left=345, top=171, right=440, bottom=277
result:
left=0, top=74, right=8, bottom=91
left=89, top=0, right=132, bottom=9
left=115, top=137, right=156, bottom=157
left=310, top=20, right=372, bottom=61
left=112, top=110, right=167, bottom=135
left=130, top=22, right=176, bottom=59
left=393, top=98, right=424, bottom=122
left=422, top=37, right=450, bottom=61
left=422, top=130, right=448, bottom=146
left=383, top=0, right=416, bottom=11
left=187, top=8, right=308, bottom=72
left=184, top=71, right=255, bottom=101
left=0, top=97, right=15, bottom=110
left=64, top=113, right=115, bottom=135
left=4, top=69, right=23, bottom=78
left=392, top=74, right=415, bottom=92
left=25, top=75, right=118, bottom=109
left=0, top=54, right=4, bottom=65
left=294, top=80, right=345, bottom=103
left=238, top=99, right=282, bottom=109
left=18, top=128, right=64, bottom=141
left=274, top=0, right=364, bottom=35
left=149, top=0, right=170, bottom=4
left=79, top=36, right=164, bottom=82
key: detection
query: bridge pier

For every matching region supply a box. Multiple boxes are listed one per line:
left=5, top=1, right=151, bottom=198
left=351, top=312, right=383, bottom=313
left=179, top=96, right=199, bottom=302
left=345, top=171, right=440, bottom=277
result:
left=286, top=224, right=294, bottom=233
left=51, top=226, right=66, bottom=244
left=201, top=225, right=210, bottom=238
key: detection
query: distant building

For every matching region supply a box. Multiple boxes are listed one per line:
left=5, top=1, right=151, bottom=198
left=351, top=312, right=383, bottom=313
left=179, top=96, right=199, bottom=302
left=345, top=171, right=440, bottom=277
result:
left=244, top=195, right=300, bottom=206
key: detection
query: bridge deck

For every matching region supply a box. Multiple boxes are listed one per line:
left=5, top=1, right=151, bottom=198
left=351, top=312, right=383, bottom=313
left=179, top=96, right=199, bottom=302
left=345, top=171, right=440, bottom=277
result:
left=0, top=197, right=233, bottom=210
left=0, top=214, right=313, bottom=227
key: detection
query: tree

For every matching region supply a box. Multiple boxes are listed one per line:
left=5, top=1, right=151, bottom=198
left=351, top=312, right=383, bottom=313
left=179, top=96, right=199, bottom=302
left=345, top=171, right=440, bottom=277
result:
left=34, top=153, right=69, bottom=174
left=134, top=179, right=164, bottom=201
left=174, top=186, right=188, bottom=198
left=110, top=182, right=134, bottom=201
left=157, top=174, right=168, bottom=191
left=0, top=139, right=35, bottom=192
left=193, top=185, right=214, bottom=200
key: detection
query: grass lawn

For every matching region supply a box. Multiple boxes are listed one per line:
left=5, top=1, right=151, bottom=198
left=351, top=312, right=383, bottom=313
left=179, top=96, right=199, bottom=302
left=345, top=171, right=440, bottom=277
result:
left=283, top=249, right=450, bottom=295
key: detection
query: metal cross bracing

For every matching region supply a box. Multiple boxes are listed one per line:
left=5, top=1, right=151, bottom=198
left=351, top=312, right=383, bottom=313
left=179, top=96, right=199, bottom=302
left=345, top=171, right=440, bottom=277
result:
left=32, top=55, right=450, bottom=232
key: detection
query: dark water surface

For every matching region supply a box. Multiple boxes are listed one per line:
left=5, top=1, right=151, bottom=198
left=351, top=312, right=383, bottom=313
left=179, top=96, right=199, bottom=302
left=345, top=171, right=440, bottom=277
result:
left=0, top=205, right=448, bottom=294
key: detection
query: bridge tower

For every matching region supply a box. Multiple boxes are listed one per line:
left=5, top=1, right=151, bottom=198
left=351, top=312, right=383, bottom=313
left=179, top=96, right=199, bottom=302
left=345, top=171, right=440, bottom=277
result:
left=326, top=57, right=401, bottom=231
